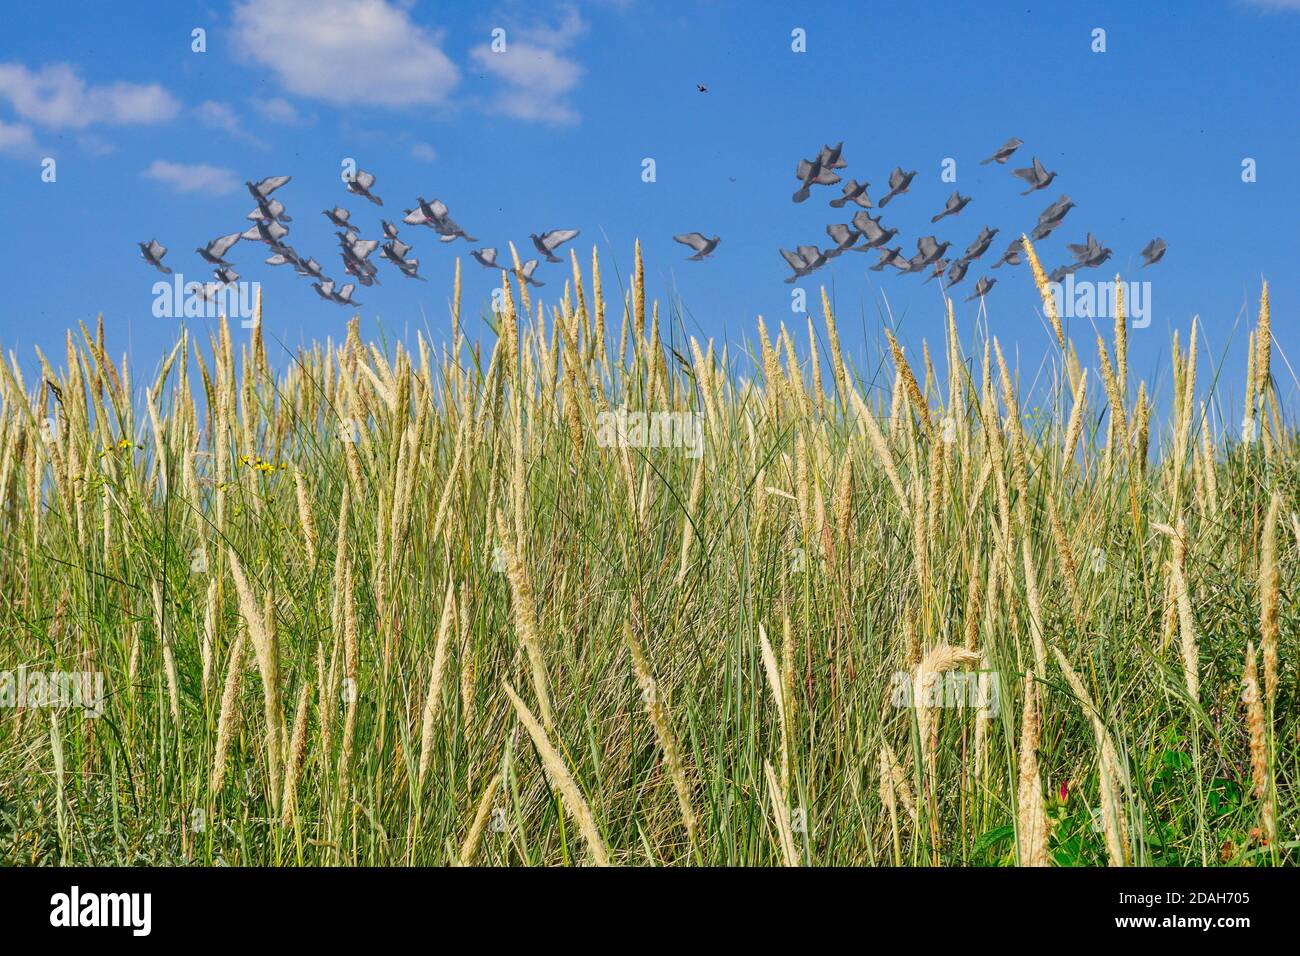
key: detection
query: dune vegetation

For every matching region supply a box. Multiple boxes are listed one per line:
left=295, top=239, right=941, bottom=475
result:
left=0, top=239, right=1294, bottom=866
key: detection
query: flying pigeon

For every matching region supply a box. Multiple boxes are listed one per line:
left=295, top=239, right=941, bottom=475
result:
left=246, top=175, right=291, bottom=201
left=195, top=281, right=225, bottom=303
left=673, top=233, right=721, bottom=260
left=346, top=169, right=383, bottom=206
left=946, top=258, right=971, bottom=287
left=930, top=191, right=971, bottom=223
left=877, top=167, right=917, bottom=208
left=1012, top=157, right=1057, bottom=195
left=139, top=239, right=172, bottom=274
left=793, top=157, right=840, bottom=202
left=332, top=283, right=361, bottom=307
left=869, top=246, right=906, bottom=272
left=531, top=229, right=580, bottom=263
left=817, top=141, right=847, bottom=169
left=1067, top=233, right=1105, bottom=263
left=824, top=223, right=860, bottom=258
left=851, top=211, right=897, bottom=249
left=242, top=220, right=289, bottom=245
left=471, top=247, right=499, bottom=269
left=1048, top=264, right=1080, bottom=283
left=519, top=259, right=544, bottom=287
left=312, top=279, right=336, bottom=301
left=339, top=234, right=379, bottom=261
left=963, top=226, right=1000, bottom=261
left=294, top=257, right=325, bottom=280
left=247, top=196, right=292, bottom=224
left=404, top=198, right=477, bottom=242
left=323, top=207, right=359, bottom=234
left=923, top=259, right=952, bottom=283
left=381, top=220, right=401, bottom=239
left=829, top=179, right=871, bottom=209
left=1031, top=196, right=1075, bottom=240
left=780, top=246, right=826, bottom=282
left=395, top=258, right=426, bottom=281
left=965, top=276, right=997, bottom=301
left=979, top=138, right=1023, bottom=165
left=197, top=232, right=241, bottom=267
left=1139, top=237, right=1167, bottom=267
left=916, top=236, right=951, bottom=266
left=214, top=266, right=239, bottom=285
left=265, top=245, right=300, bottom=267
left=991, top=240, right=1024, bottom=269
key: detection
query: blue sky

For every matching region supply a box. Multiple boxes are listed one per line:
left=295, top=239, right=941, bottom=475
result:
left=2, top=0, right=1297, bottom=415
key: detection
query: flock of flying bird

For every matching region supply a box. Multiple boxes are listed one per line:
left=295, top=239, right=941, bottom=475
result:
left=138, top=170, right=581, bottom=307
left=137, top=138, right=1168, bottom=309
left=767, top=136, right=1167, bottom=299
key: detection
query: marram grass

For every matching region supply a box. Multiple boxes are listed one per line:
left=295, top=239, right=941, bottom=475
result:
left=0, top=243, right=1296, bottom=867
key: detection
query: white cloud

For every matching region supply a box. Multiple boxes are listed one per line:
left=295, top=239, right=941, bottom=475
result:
left=251, top=96, right=305, bottom=124
left=470, top=6, right=585, bottom=125
left=410, top=142, right=437, bottom=162
left=196, top=100, right=263, bottom=145
left=0, top=61, right=179, bottom=129
left=0, top=118, right=37, bottom=156
left=142, top=160, right=239, bottom=195
left=232, top=0, right=460, bottom=107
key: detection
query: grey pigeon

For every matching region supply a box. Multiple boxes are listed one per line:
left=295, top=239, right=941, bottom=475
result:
left=214, top=265, right=239, bottom=284
left=404, top=198, right=477, bottom=242
left=979, top=137, right=1023, bottom=165
left=930, top=191, right=971, bottom=223
left=1067, top=233, right=1105, bottom=263
left=295, top=257, right=324, bottom=279
left=1012, top=157, right=1057, bottom=195
left=338, top=234, right=379, bottom=261
left=242, top=220, right=289, bottom=245
left=877, top=167, right=917, bottom=208
left=963, top=226, right=999, bottom=261
left=195, top=281, right=225, bottom=303
left=246, top=175, right=291, bottom=200
left=471, top=247, right=499, bottom=269
left=531, top=229, right=580, bottom=263
left=197, top=232, right=241, bottom=267
left=965, top=276, right=996, bottom=301
left=346, top=169, right=383, bottom=206
left=780, top=246, right=826, bottom=282
left=1031, top=196, right=1075, bottom=240
left=830, top=179, right=871, bottom=209
left=247, top=196, right=292, bottom=224
left=793, top=157, right=840, bottom=202
left=817, top=141, right=847, bottom=169
left=265, top=245, right=300, bottom=267
left=381, top=220, right=401, bottom=240
left=946, top=258, right=971, bottom=287
left=869, top=246, right=906, bottom=272
left=332, top=283, right=360, bottom=307
left=139, top=239, right=171, bottom=274
left=395, top=258, right=426, bottom=282
left=673, top=233, right=720, bottom=260
left=916, top=235, right=951, bottom=266
left=991, top=238, right=1025, bottom=268
left=323, top=206, right=359, bottom=234
left=923, top=259, right=952, bottom=283
left=379, top=242, right=408, bottom=268
left=519, top=259, right=544, bottom=287
left=824, top=223, right=859, bottom=258
left=851, top=211, right=897, bottom=249
left=1048, top=264, right=1080, bottom=283
left=1075, top=245, right=1113, bottom=270
left=1139, top=237, right=1166, bottom=267
left=311, top=279, right=335, bottom=301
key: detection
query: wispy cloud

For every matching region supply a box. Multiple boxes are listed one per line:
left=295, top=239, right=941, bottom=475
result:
left=0, top=61, right=179, bottom=129
left=142, top=160, right=238, bottom=195
left=0, top=118, right=37, bottom=157
left=196, top=100, right=264, bottom=145
left=470, top=5, right=586, bottom=125
left=232, top=0, right=460, bottom=107
left=250, top=96, right=306, bottom=125
left=411, top=142, right=437, bottom=162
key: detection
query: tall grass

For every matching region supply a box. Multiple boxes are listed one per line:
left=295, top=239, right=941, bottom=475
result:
left=0, top=242, right=1295, bottom=866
